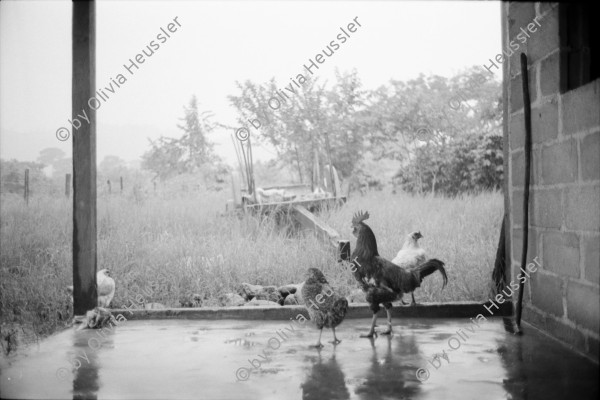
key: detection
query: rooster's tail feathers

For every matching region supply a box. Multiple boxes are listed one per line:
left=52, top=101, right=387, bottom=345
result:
left=416, top=259, right=448, bottom=289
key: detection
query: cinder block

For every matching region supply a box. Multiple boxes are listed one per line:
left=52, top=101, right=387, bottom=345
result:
left=546, top=316, right=587, bottom=353
left=510, top=67, right=538, bottom=113
left=565, top=186, right=600, bottom=232
left=532, top=188, right=562, bottom=229
left=581, top=132, right=600, bottom=181
left=531, top=271, right=564, bottom=317
left=508, top=7, right=558, bottom=74
left=532, top=99, right=559, bottom=143
left=538, top=2, right=558, bottom=16
left=509, top=100, right=558, bottom=151
left=512, top=151, right=524, bottom=188
left=508, top=2, right=536, bottom=37
left=512, top=227, right=540, bottom=266
left=507, top=2, right=538, bottom=74
left=509, top=113, right=525, bottom=150
left=541, top=139, right=578, bottom=184
left=543, top=231, right=580, bottom=278
left=509, top=245, right=528, bottom=286
left=512, top=149, right=538, bottom=188
left=583, top=235, right=599, bottom=284
left=513, top=188, right=562, bottom=230
left=512, top=189, right=539, bottom=227
left=567, top=280, right=600, bottom=332
left=523, top=303, right=545, bottom=326
left=523, top=305, right=587, bottom=352
left=527, top=7, right=559, bottom=64
left=512, top=189, right=523, bottom=224
left=562, top=80, right=600, bottom=135
left=540, top=51, right=560, bottom=97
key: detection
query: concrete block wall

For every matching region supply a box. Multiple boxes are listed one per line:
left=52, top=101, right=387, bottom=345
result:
left=504, top=2, right=599, bottom=361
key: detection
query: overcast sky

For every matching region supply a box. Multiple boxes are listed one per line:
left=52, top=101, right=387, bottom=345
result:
left=0, top=0, right=501, bottom=166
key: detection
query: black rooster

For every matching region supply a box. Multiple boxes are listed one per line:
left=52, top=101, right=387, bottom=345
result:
left=349, top=211, right=447, bottom=337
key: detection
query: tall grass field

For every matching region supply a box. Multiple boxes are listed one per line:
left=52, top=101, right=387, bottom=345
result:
left=0, top=188, right=503, bottom=353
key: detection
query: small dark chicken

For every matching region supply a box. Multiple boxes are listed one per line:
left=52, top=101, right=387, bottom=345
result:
left=301, top=268, right=349, bottom=348
left=349, top=211, right=447, bottom=337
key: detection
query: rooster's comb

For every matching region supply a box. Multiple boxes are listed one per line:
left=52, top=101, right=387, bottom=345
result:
left=352, top=210, right=370, bottom=225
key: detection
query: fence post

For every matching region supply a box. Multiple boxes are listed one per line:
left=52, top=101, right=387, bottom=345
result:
left=65, top=173, right=71, bottom=198
left=24, top=169, right=30, bottom=205
left=120, top=176, right=123, bottom=194
left=338, top=240, right=351, bottom=262
left=107, top=179, right=111, bottom=194
left=72, top=0, right=98, bottom=315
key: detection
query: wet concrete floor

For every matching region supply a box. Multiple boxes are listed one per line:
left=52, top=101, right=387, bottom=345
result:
left=1, top=317, right=598, bottom=399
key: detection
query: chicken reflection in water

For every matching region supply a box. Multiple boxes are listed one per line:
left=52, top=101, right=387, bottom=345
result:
left=301, top=346, right=350, bottom=400
left=301, top=333, right=424, bottom=400
left=353, top=334, right=422, bottom=399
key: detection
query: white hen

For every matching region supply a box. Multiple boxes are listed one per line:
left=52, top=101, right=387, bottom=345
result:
left=97, top=269, right=115, bottom=308
left=392, top=231, right=426, bottom=305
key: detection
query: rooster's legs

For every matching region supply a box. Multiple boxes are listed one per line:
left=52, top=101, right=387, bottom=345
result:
left=330, top=327, right=341, bottom=344
left=379, top=309, right=393, bottom=335
left=360, top=314, right=378, bottom=338
left=312, top=328, right=324, bottom=348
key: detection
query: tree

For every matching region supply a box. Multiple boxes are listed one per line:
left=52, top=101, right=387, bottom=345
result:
left=228, top=70, right=369, bottom=182
left=0, top=159, right=52, bottom=194
left=177, top=95, right=217, bottom=170
left=141, top=96, right=219, bottom=180
left=324, top=69, right=370, bottom=178
left=37, top=148, right=66, bottom=167
left=142, top=137, right=187, bottom=181
left=370, top=68, right=502, bottom=195
left=98, top=155, right=128, bottom=184
left=36, top=148, right=70, bottom=179
left=52, top=158, right=72, bottom=179
left=99, top=155, right=126, bottom=175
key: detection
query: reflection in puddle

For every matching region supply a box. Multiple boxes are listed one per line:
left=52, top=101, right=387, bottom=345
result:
left=301, top=348, right=350, bottom=400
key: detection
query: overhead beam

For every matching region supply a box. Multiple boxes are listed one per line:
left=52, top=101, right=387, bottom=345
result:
left=72, top=0, right=97, bottom=315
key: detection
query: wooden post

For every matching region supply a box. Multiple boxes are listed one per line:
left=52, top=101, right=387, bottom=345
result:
left=72, top=1, right=97, bottom=315
left=65, top=173, right=71, bottom=198
left=231, top=172, right=241, bottom=207
left=247, top=136, right=256, bottom=202
left=107, top=180, right=111, bottom=194
left=120, top=176, right=123, bottom=194
left=294, top=145, right=303, bottom=184
left=338, top=240, right=351, bottom=262
left=323, top=131, right=336, bottom=197
left=292, top=204, right=351, bottom=261
left=231, top=134, right=247, bottom=189
left=24, top=169, right=29, bottom=205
